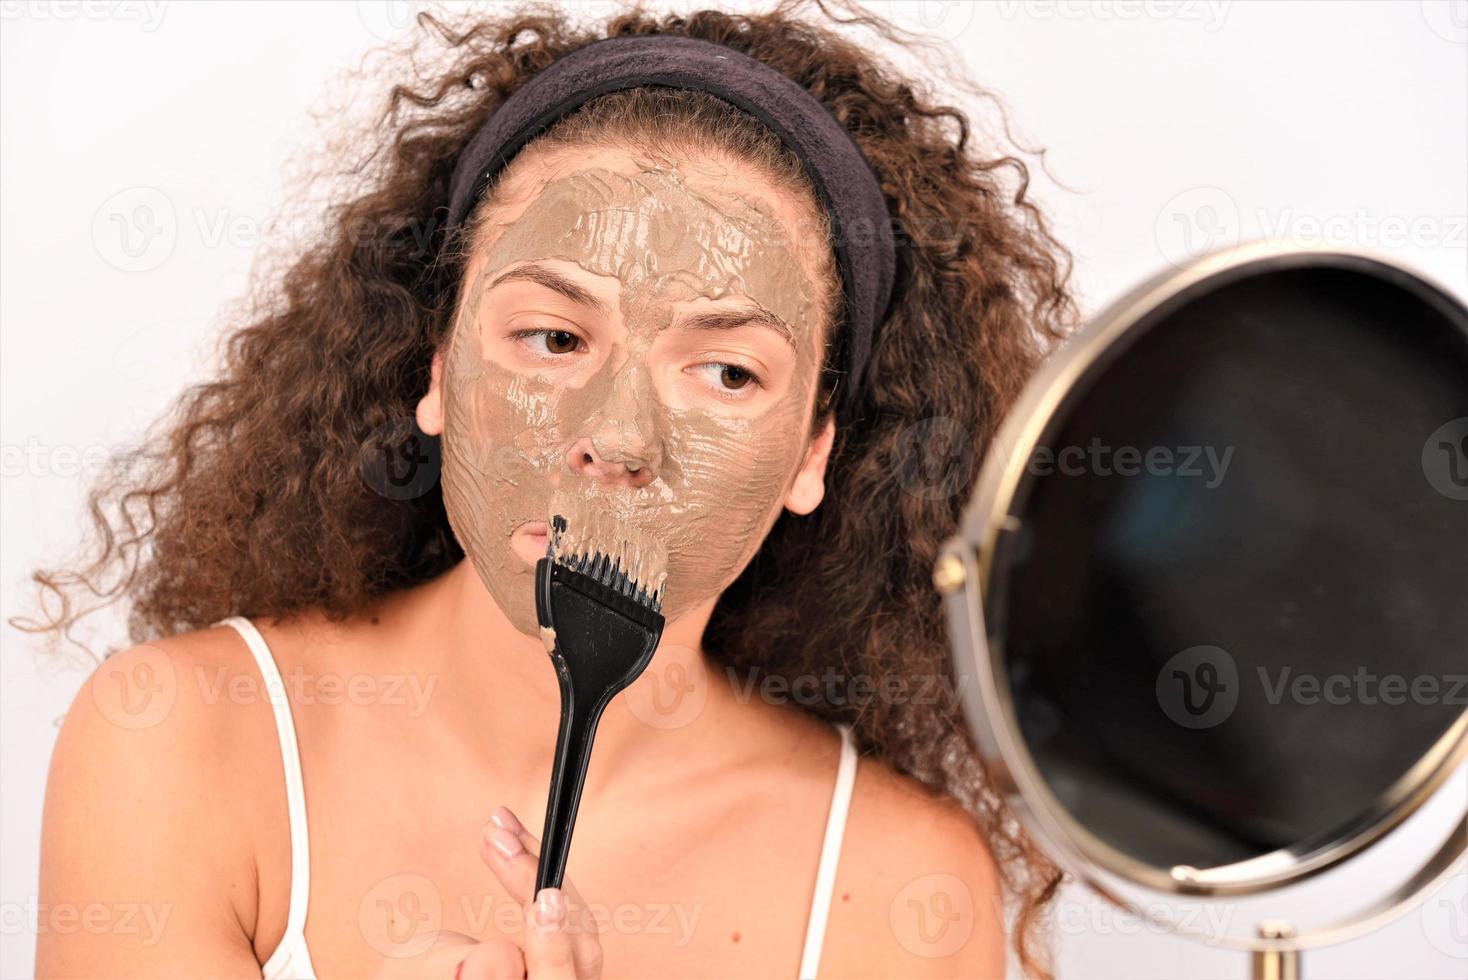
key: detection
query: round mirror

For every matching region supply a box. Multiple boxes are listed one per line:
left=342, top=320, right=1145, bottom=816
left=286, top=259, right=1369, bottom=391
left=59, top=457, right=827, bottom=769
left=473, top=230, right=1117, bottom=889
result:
left=939, top=243, right=1468, bottom=913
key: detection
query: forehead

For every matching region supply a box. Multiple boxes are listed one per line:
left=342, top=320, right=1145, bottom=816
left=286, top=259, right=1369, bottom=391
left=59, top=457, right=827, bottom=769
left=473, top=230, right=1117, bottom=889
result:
left=470, top=142, right=835, bottom=324
left=485, top=142, right=822, bottom=245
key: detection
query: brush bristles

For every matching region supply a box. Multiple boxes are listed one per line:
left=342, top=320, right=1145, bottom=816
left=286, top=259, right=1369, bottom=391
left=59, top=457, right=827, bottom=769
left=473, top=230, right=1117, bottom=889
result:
left=544, top=500, right=668, bottom=613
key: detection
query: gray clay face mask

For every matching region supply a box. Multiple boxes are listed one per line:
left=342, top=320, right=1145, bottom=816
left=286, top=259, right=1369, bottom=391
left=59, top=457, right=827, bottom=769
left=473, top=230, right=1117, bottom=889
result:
left=439, top=163, right=827, bottom=636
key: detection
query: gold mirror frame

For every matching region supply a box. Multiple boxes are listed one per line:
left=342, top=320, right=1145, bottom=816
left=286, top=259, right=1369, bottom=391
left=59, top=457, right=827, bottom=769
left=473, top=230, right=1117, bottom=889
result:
left=936, top=239, right=1468, bottom=951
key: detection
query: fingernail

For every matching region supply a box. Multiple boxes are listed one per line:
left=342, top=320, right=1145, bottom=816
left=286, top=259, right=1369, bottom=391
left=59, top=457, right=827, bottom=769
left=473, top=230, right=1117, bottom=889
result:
left=534, top=888, right=566, bottom=931
left=489, top=827, right=523, bottom=859
left=490, top=805, right=522, bottom=833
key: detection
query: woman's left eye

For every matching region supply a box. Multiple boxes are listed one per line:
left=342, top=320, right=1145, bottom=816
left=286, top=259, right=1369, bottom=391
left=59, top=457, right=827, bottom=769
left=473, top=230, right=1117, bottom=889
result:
left=511, top=328, right=583, bottom=356
left=688, top=362, right=765, bottom=396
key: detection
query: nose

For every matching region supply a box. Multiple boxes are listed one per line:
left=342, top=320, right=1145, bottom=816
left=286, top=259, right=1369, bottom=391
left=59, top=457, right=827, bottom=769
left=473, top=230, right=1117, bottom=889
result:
left=564, top=366, right=661, bottom=490
left=565, top=433, right=657, bottom=489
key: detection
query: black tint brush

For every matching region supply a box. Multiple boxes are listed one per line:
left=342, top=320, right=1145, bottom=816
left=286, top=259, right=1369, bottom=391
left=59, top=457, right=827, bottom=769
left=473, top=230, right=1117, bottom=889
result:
left=533, top=509, right=667, bottom=891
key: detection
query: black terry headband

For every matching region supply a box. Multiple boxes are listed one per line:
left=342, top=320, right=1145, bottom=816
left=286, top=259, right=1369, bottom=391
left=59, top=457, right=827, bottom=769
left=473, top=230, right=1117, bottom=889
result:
left=444, top=34, right=897, bottom=419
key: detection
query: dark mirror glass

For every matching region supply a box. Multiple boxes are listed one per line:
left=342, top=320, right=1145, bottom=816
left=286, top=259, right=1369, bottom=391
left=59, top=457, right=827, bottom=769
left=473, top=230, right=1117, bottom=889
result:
left=988, top=262, right=1468, bottom=872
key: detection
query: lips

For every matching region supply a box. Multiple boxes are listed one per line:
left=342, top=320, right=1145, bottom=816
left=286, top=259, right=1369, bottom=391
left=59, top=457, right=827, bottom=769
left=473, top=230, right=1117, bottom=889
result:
left=510, top=520, right=550, bottom=566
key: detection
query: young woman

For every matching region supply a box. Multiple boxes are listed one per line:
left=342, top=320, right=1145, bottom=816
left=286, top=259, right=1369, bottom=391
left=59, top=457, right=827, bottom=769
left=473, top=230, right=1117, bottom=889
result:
left=27, top=2, right=1075, bottom=977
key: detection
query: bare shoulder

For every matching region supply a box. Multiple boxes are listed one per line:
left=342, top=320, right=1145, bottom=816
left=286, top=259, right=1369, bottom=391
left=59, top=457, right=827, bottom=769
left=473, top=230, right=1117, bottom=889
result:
left=819, top=746, right=1006, bottom=979
left=50, top=622, right=283, bottom=779
left=38, top=624, right=286, bottom=975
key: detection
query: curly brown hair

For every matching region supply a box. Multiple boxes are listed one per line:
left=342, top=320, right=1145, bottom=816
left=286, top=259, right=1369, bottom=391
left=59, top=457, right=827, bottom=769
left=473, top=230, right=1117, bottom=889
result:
left=16, top=0, right=1075, bottom=974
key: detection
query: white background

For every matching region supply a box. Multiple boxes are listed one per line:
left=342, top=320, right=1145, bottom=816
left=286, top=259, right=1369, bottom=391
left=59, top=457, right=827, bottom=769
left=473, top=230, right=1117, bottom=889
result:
left=2, top=1, right=1466, bottom=977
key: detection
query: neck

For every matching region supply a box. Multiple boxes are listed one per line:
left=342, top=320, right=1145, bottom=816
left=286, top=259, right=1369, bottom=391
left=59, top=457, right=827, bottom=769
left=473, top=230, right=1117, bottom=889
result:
left=403, top=559, right=740, bottom=798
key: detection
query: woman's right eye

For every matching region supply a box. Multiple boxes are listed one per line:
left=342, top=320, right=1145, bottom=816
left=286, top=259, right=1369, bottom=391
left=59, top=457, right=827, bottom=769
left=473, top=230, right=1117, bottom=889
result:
left=510, top=327, right=583, bottom=357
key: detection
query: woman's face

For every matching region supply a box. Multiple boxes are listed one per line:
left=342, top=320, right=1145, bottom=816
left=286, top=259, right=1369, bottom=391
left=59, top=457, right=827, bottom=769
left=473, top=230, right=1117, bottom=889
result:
left=418, top=143, right=837, bottom=636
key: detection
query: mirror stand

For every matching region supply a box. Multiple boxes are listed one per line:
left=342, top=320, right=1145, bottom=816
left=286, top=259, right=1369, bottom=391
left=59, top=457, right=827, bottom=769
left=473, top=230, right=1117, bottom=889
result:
left=1250, top=923, right=1299, bottom=980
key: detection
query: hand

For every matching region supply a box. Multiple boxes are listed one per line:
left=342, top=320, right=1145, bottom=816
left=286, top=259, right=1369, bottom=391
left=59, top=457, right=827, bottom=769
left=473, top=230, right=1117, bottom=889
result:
left=372, top=806, right=604, bottom=979
left=474, top=805, right=604, bottom=979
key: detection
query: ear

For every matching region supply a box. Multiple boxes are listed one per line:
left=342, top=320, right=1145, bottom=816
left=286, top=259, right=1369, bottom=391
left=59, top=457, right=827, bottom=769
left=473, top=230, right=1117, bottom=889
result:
left=784, top=414, right=836, bottom=516
left=415, top=350, right=445, bottom=436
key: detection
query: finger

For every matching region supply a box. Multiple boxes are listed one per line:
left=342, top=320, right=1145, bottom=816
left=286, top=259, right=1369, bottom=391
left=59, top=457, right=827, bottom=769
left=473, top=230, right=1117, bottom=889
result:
left=480, top=814, right=539, bottom=908
left=523, top=888, right=580, bottom=980
left=480, top=808, right=602, bottom=976
left=482, top=807, right=593, bottom=913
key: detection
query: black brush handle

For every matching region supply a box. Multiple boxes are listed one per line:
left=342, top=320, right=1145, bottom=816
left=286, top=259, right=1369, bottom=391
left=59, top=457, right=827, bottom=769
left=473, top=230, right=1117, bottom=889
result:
left=532, top=554, right=664, bottom=894
left=535, top=674, right=605, bottom=892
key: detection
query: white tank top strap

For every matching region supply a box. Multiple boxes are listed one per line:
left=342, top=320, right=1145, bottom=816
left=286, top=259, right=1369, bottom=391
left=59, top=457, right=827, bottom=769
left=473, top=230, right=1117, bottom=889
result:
left=215, top=615, right=319, bottom=980
left=797, top=722, right=859, bottom=980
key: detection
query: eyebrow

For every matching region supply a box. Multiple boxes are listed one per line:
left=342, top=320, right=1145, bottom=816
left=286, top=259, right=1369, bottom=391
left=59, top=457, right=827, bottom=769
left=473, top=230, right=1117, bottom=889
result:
left=488, top=261, right=796, bottom=347
left=677, top=307, right=797, bottom=350
left=488, top=262, right=611, bottom=316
